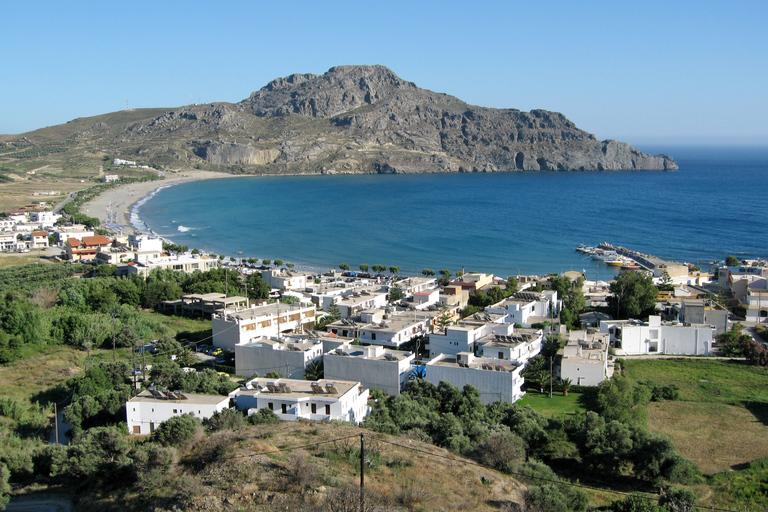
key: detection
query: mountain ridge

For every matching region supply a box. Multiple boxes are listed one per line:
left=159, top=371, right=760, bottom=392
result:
left=1, top=65, right=677, bottom=174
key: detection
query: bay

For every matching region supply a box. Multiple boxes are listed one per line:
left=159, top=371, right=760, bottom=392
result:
left=136, top=145, right=768, bottom=277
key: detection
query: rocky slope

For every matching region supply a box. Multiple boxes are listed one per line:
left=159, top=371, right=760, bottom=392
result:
left=5, top=65, right=676, bottom=174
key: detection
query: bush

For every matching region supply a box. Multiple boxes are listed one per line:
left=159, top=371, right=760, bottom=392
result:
left=205, top=408, right=245, bottom=432
left=659, top=486, right=697, bottom=511
left=153, top=414, right=200, bottom=446
left=249, top=408, right=279, bottom=425
left=476, top=430, right=525, bottom=472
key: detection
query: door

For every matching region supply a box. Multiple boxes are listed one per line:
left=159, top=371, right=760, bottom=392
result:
left=311, top=403, right=317, bottom=414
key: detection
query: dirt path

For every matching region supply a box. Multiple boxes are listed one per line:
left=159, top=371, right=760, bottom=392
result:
left=6, top=494, right=72, bottom=512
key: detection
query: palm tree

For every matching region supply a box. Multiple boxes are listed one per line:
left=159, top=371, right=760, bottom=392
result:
left=561, top=378, right=573, bottom=396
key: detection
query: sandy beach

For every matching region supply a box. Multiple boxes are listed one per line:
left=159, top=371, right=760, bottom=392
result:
left=82, top=170, right=234, bottom=234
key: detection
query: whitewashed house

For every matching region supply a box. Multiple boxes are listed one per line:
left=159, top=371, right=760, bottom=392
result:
left=426, top=352, right=525, bottom=405
left=485, top=290, right=559, bottom=326
left=427, top=315, right=508, bottom=359
left=125, top=389, right=231, bottom=435
left=600, top=315, right=714, bottom=355
left=235, top=336, right=323, bottom=379
left=212, top=303, right=316, bottom=350
left=559, top=330, right=614, bottom=386
left=232, top=377, right=370, bottom=424
left=477, top=328, right=543, bottom=365
left=323, top=343, right=415, bottom=396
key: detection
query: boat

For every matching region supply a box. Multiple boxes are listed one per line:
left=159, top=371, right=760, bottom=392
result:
left=620, top=263, right=641, bottom=270
left=605, top=258, right=627, bottom=266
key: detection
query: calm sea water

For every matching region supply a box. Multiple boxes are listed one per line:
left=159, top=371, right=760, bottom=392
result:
left=136, top=145, right=768, bottom=277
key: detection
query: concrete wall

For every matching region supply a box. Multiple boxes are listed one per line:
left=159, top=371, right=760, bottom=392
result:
left=235, top=343, right=322, bottom=378
left=324, top=353, right=413, bottom=396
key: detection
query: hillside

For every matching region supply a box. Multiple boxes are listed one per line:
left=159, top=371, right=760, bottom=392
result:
left=69, top=422, right=526, bottom=512
left=0, top=65, right=676, bottom=178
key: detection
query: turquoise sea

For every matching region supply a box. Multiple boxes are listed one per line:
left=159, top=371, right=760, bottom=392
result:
left=135, top=145, right=768, bottom=277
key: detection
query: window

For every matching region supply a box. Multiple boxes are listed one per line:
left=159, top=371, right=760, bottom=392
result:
left=371, top=333, right=376, bottom=340
left=499, top=352, right=504, bottom=359
left=281, top=403, right=287, bottom=414
left=268, top=402, right=273, bottom=410
left=325, top=404, right=331, bottom=415
left=311, top=403, right=317, bottom=414
left=132, top=426, right=141, bottom=434
left=173, top=409, right=178, bottom=413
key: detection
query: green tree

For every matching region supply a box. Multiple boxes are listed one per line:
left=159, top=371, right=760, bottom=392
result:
left=0, top=462, right=10, bottom=510
left=591, top=375, right=651, bottom=424
left=608, top=271, right=658, bottom=319
left=338, top=263, right=350, bottom=271
left=371, top=264, right=386, bottom=273
left=273, top=259, right=284, bottom=267
left=389, top=265, right=401, bottom=276
left=286, top=262, right=294, bottom=269
left=261, top=259, right=271, bottom=266
left=304, top=359, right=324, bottom=380
left=95, top=264, right=117, bottom=277
left=153, top=414, right=200, bottom=446
left=359, top=264, right=369, bottom=272
left=725, top=255, right=740, bottom=267
left=249, top=408, right=279, bottom=425
left=246, top=273, right=270, bottom=300
left=387, top=284, right=405, bottom=302
left=422, top=268, right=435, bottom=277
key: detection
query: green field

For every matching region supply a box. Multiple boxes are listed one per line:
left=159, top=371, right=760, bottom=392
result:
left=622, top=358, right=768, bottom=404
left=516, top=390, right=585, bottom=418
left=623, top=358, right=768, bottom=478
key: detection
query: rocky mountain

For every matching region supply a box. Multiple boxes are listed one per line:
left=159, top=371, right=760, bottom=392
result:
left=4, top=65, right=676, bottom=174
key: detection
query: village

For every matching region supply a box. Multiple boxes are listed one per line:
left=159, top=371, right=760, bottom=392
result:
left=2, top=203, right=763, bottom=430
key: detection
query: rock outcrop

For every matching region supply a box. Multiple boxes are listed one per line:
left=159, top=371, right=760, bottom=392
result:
left=15, top=65, right=677, bottom=173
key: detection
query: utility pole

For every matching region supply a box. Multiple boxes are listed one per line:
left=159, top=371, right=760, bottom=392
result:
left=54, top=403, right=58, bottom=444
left=360, top=433, right=365, bottom=512
left=111, top=312, right=118, bottom=361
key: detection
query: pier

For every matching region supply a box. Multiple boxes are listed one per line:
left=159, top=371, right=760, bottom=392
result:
left=596, top=243, right=688, bottom=277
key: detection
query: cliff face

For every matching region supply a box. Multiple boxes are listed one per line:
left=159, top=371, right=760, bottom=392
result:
left=13, top=65, right=677, bottom=173
left=234, top=65, right=675, bottom=172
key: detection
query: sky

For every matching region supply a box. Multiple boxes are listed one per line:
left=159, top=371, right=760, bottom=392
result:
left=2, top=1, right=767, bottom=146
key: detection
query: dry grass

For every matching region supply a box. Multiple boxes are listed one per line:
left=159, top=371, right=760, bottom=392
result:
left=647, top=401, right=768, bottom=474
left=94, top=422, right=527, bottom=512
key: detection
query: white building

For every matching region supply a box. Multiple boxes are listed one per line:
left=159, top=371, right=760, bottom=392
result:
left=125, top=389, right=231, bottom=435
left=425, top=352, right=525, bottom=405
left=427, top=315, right=508, bottom=359
left=327, top=309, right=430, bottom=348
left=324, top=343, right=415, bottom=396
left=260, top=268, right=308, bottom=291
left=485, top=290, right=559, bottom=326
left=329, top=290, right=389, bottom=318
left=128, top=233, right=163, bottom=254
left=477, top=328, right=543, bottom=365
left=235, top=336, right=323, bottom=379
left=129, top=254, right=218, bottom=276
left=600, top=315, right=714, bottom=356
left=559, top=330, right=614, bottom=386
left=232, top=377, right=370, bottom=424
left=212, top=303, right=317, bottom=350
left=29, top=211, right=61, bottom=228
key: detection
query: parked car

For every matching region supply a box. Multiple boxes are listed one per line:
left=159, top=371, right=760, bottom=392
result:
left=196, top=344, right=211, bottom=353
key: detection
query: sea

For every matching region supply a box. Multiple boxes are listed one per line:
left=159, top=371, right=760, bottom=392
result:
left=134, top=145, right=768, bottom=278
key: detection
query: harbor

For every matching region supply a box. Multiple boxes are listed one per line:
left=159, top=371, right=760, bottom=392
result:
left=576, top=243, right=690, bottom=277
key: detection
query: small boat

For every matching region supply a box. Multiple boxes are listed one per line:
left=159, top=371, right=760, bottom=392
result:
left=621, top=263, right=641, bottom=270
left=605, top=258, right=626, bottom=266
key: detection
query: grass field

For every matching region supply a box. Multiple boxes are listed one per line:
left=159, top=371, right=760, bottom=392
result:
left=516, top=390, right=585, bottom=418
left=623, top=358, right=768, bottom=475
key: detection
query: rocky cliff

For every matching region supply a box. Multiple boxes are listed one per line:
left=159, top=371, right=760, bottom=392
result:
left=10, top=65, right=677, bottom=173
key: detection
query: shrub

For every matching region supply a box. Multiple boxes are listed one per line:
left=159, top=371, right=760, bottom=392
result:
left=153, top=414, right=200, bottom=446
left=249, top=408, right=279, bottom=425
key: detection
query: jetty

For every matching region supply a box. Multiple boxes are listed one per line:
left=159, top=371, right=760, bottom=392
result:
left=596, top=243, right=689, bottom=277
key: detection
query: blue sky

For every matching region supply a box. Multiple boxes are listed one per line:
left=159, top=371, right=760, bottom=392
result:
left=2, top=1, right=766, bottom=145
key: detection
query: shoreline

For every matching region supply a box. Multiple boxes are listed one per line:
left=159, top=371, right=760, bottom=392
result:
left=82, top=170, right=235, bottom=235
